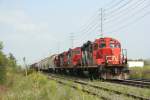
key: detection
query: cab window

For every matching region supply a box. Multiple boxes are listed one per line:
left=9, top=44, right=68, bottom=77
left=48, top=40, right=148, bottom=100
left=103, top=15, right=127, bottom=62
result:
left=115, top=44, right=120, bottom=48
left=100, top=43, right=106, bottom=48
left=110, top=43, right=120, bottom=48
left=93, top=43, right=98, bottom=50
left=110, top=43, right=115, bottom=48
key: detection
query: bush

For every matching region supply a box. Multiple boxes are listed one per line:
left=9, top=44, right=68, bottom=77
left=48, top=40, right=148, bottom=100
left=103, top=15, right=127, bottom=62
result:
left=0, top=42, right=7, bottom=84
left=0, top=72, right=99, bottom=100
left=0, top=41, right=18, bottom=84
left=0, top=67, right=6, bottom=84
left=129, top=66, right=150, bottom=79
left=142, top=66, right=150, bottom=79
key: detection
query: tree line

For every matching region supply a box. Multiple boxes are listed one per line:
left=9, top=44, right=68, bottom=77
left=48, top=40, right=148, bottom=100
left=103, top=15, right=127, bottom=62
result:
left=0, top=41, right=19, bottom=84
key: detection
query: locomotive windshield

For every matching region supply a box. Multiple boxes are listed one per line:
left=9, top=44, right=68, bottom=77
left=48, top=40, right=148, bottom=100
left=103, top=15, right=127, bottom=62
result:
left=110, top=43, right=120, bottom=48
left=100, top=43, right=106, bottom=48
left=99, top=39, right=106, bottom=48
left=110, top=43, right=115, bottom=48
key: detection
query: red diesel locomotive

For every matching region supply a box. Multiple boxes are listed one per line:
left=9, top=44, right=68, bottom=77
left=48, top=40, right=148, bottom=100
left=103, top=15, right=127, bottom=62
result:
left=32, top=37, right=129, bottom=79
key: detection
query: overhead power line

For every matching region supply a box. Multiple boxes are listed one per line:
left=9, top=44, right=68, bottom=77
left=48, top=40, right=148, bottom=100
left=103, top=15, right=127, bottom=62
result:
left=105, top=0, right=133, bottom=17
left=74, top=16, right=99, bottom=38
left=105, top=0, right=125, bottom=11
left=106, top=8, right=150, bottom=34
left=105, top=0, right=146, bottom=24
left=73, top=0, right=150, bottom=47
left=74, top=22, right=99, bottom=43
left=105, top=0, right=150, bottom=33
left=70, top=33, right=74, bottom=48
left=75, top=8, right=106, bottom=41
left=74, top=11, right=99, bottom=37
left=74, top=0, right=127, bottom=41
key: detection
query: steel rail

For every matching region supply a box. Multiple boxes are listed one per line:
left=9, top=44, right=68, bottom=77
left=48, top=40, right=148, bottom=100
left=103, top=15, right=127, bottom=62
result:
left=107, top=79, right=150, bottom=88
left=48, top=74, right=150, bottom=100
left=48, top=76, right=108, bottom=100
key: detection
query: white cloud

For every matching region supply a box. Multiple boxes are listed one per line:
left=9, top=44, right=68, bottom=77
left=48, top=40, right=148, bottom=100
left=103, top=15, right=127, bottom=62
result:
left=0, top=9, right=59, bottom=64
left=0, top=9, right=58, bottom=41
left=0, top=9, right=50, bottom=35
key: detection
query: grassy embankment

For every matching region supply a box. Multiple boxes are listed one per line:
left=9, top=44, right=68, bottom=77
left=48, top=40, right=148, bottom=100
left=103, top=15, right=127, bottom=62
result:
left=129, top=66, right=150, bottom=79
left=0, top=70, right=99, bottom=100
left=1, top=67, right=150, bottom=100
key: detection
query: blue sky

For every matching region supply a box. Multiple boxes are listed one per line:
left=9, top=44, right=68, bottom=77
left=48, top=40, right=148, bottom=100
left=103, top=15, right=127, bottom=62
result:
left=0, top=0, right=150, bottom=65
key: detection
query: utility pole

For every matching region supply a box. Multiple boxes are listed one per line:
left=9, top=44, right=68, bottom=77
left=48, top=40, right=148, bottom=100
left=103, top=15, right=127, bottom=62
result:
left=70, top=33, right=74, bottom=48
left=99, top=8, right=104, bottom=37
left=57, top=41, right=60, bottom=54
left=23, top=57, right=28, bottom=76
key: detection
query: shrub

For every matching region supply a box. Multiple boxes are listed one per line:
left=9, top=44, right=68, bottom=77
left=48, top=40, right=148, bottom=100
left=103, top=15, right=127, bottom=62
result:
left=129, top=66, right=150, bottom=79
left=142, top=66, right=150, bottom=79
left=0, top=41, right=19, bottom=85
left=0, top=72, right=99, bottom=100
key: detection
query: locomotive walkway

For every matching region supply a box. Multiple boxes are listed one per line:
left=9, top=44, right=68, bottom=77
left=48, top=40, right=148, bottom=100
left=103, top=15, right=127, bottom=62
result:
left=47, top=73, right=150, bottom=100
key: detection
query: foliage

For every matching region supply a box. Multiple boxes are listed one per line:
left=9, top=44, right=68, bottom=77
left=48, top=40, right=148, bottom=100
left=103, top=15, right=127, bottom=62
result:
left=144, top=59, right=150, bottom=65
left=129, top=66, right=150, bottom=79
left=142, top=66, right=150, bottom=79
left=92, top=80, right=150, bottom=99
left=0, top=41, right=18, bottom=84
left=55, top=73, right=150, bottom=99
left=0, top=42, right=7, bottom=84
left=0, top=72, right=99, bottom=100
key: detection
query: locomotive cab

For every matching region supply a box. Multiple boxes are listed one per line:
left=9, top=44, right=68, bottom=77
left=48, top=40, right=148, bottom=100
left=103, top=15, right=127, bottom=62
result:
left=93, top=37, right=126, bottom=66
left=106, top=38, right=121, bottom=65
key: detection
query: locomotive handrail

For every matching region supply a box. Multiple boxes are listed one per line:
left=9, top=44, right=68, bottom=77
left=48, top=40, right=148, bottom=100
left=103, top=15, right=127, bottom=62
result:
left=122, top=49, right=127, bottom=64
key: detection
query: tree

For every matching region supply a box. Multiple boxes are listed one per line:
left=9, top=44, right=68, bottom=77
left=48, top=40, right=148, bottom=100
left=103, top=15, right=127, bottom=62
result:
left=0, top=42, right=6, bottom=84
left=144, top=59, right=150, bottom=65
left=0, top=41, right=18, bottom=84
left=0, top=41, right=3, bottom=50
left=7, top=53, right=17, bottom=68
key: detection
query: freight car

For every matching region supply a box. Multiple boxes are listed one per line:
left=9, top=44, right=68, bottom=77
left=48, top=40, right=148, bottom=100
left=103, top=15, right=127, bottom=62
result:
left=31, top=55, right=57, bottom=71
left=31, top=37, right=129, bottom=79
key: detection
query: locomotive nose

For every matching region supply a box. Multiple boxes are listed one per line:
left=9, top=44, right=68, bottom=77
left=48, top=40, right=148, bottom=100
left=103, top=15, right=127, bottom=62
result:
left=96, top=48, right=120, bottom=65
left=105, top=48, right=120, bottom=64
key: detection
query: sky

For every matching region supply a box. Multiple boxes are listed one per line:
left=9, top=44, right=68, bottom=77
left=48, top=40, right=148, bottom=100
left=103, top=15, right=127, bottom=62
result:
left=0, top=0, right=150, bottom=65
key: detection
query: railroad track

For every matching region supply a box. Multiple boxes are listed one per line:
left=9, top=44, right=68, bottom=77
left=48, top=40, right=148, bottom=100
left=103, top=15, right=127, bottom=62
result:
left=48, top=77, right=108, bottom=100
left=127, top=79, right=150, bottom=82
left=107, top=79, right=150, bottom=88
left=47, top=74, right=150, bottom=100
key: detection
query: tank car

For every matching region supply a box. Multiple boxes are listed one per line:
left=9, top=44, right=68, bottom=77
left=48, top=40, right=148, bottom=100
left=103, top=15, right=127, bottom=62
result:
left=32, top=54, right=57, bottom=71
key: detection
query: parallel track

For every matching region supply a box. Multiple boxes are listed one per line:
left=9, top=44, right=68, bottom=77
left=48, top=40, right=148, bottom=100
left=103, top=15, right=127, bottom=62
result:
left=107, top=79, right=150, bottom=88
left=48, top=74, right=150, bottom=100
left=48, top=76, right=108, bottom=100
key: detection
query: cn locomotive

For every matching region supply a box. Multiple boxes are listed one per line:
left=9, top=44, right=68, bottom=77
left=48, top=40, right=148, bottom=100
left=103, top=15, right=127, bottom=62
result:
left=31, top=37, right=129, bottom=79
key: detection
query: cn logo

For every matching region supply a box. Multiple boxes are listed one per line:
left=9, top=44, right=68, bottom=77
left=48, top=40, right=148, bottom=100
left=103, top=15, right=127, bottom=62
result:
left=112, top=56, right=119, bottom=61
left=106, top=56, right=119, bottom=62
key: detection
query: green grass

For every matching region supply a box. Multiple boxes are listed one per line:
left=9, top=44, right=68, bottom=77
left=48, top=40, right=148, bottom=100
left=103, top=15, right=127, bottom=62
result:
left=129, top=66, right=150, bottom=79
left=91, top=80, right=150, bottom=99
left=0, top=72, right=100, bottom=100
left=1, top=67, right=150, bottom=100
left=50, top=73, right=150, bottom=99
